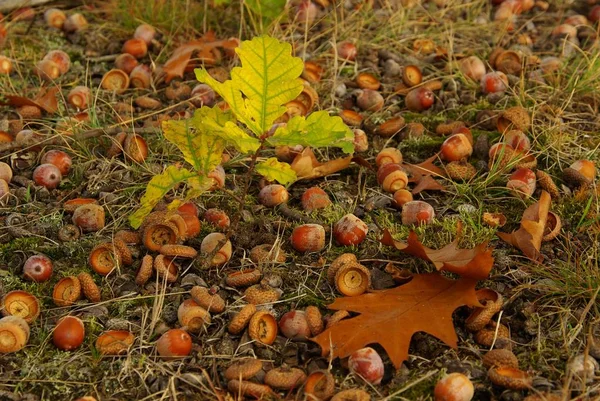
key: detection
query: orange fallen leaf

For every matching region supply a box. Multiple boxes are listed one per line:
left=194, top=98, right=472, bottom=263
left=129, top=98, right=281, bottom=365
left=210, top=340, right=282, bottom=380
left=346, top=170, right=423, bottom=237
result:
left=290, top=147, right=353, bottom=180
left=1, top=86, right=59, bottom=114
left=312, top=273, right=481, bottom=369
left=411, top=175, right=445, bottom=194
left=381, top=221, right=494, bottom=280
left=497, top=190, right=551, bottom=262
left=403, top=154, right=446, bottom=183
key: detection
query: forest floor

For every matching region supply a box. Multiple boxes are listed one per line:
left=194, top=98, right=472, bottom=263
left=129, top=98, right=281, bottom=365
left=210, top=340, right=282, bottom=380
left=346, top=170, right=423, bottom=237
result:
left=1, top=0, right=600, bottom=400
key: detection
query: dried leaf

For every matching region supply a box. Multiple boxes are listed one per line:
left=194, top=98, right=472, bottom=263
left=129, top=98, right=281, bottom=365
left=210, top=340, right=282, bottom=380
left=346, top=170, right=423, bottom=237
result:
left=403, top=155, right=446, bottom=183
left=411, top=175, right=445, bottom=194
left=497, top=191, right=551, bottom=261
left=381, top=222, right=494, bottom=280
left=1, top=87, right=59, bottom=114
left=312, top=273, right=481, bottom=369
left=290, top=147, right=353, bottom=180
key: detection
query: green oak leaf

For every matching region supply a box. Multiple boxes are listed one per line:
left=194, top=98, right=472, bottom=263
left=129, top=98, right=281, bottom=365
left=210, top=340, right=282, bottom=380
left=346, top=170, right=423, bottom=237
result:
left=195, top=35, right=304, bottom=136
left=255, top=157, right=297, bottom=185
left=268, top=111, right=355, bottom=154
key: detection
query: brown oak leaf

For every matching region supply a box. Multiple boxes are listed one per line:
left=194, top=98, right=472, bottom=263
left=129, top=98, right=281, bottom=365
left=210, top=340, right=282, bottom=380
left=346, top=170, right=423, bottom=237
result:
left=290, top=147, right=353, bottom=180
left=1, top=86, right=59, bottom=114
left=497, top=190, right=551, bottom=262
left=402, top=154, right=446, bottom=194
left=381, top=222, right=494, bottom=280
left=312, top=273, right=481, bottom=369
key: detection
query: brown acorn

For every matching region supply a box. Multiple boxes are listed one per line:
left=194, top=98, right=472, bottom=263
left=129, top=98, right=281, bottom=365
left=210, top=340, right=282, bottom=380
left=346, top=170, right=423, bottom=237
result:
left=465, top=288, right=503, bottom=332
left=154, top=255, right=179, bottom=283
left=248, top=311, right=278, bottom=345
left=1, top=291, right=40, bottom=323
left=135, top=255, right=154, bottom=286
left=244, top=283, right=281, bottom=305
left=228, top=304, right=257, bottom=334
left=101, top=69, right=130, bottom=94
left=95, top=330, right=134, bottom=355
left=335, top=263, right=371, bottom=297
left=177, top=299, right=211, bottom=333
left=305, top=306, right=324, bottom=336
left=227, top=380, right=275, bottom=399
left=159, top=244, right=197, bottom=258
left=78, top=273, right=101, bottom=303
left=225, top=269, right=262, bottom=288
left=536, top=170, right=560, bottom=199
left=0, top=316, right=30, bottom=353
left=190, top=286, right=226, bottom=313
left=143, top=221, right=179, bottom=251
left=224, top=358, right=263, bottom=380
left=89, top=242, right=122, bottom=275
left=543, top=212, right=561, bottom=241
left=375, top=117, right=405, bottom=138
left=474, top=322, right=511, bottom=348
left=497, top=106, right=531, bottom=133
left=327, top=253, right=358, bottom=284
left=488, top=367, right=532, bottom=390
left=483, top=349, right=519, bottom=369
left=264, top=367, right=307, bottom=390
left=304, top=370, right=336, bottom=400
left=52, top=276, right=81, bottom=306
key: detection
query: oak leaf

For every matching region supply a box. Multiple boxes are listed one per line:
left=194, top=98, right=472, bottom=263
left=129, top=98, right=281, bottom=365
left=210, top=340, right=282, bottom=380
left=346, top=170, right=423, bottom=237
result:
left=402, top=155, right=446, bottom=194
left=290, top=147, right=353, bottom=180
left=497, top=190, right=551, bottom=262
left=312, top=273, right=481, bottom=369
left=1, top=87, right=59, bottom=114
left=381, top=222, right=494, bottom=280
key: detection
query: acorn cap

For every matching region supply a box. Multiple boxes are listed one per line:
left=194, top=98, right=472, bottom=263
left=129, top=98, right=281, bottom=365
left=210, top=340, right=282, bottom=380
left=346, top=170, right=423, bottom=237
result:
left=224, top=358, right=263, bottom=381
left=335, top=263, right=371, bottom=297
left=159, top=244, right=198, bottom=258
left=497, top=106, right=531, bottom=133
left=482, top=212, right=507, bottom=228
left=375, top=116, right=406, bottom=137
left=445, top=160, right=476, bottom=181
left=515, top=154, right=537, bottom=170
left=488, top=367, right=532, bottom=390
left=143, top=221, right=179, bottom=252
left=89, top=242, right=122, bottom=275
left=165, top=213, right=188, bottom=240
left=326, top=310, right=350, bottom=329
left=331, top=389, right=371, bottom=401
left=177, top=299, right=211, bottom=333
left=227, top=380, right=274, bottom=399
left=138, top=211, right=167, bottom=233
left=135, top=255, right=154, bottom=286
left=153, top=255, right=179, bottom=283
left=249, top=243, right=286, bottom=264
left=1, top=291, right=40, bottom=323
left=563, top=167, right=592, bottom=188
left=244, top=283, right=281, bottom=305
left=0, top=315, right=30, bottom=353
left=305, top=306, right=324, bottom=336
left=327, top=253, right=358, bottom=284
left=248, top=311, right=278, bottom=345
left=78, top=273, right=101, bottom=303
left=523, top=393, right=563, bottom=401
left=465, top=288, right=504, bottom=332
left=488, top=146, right=516, bottom=171
left=115, top=230, right=141, bottom=245
left=113, top=238, right=133, bottom=266
left=435, top=121, right=465, bottom=136
left=190, top=286, right=226, bottom=313
left=264, top=367, right=307, bottom=390
left=542, top=212, right=561, bottom=241
left=474, top=322, right=511, bottom=348
left=304, top=370, right=336, bottom=400
left=225, top=269, right=262, bottom=288
left=536, top=170, right=560, bottom=199
left=482, top=349, right=519, bottom=369
left=228, top=304, right=256, bottom=334
left=495, top=51, right=522, bottom=76
left=95, top=330, right=134, bottom=355
left=53, top=276, right=81, bottom=306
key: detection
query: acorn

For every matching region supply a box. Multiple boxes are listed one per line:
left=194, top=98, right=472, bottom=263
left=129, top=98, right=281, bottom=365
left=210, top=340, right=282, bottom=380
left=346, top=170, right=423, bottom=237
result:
left=377, top=163, right=408, bottom=193
left=536, top=170, right=560, bottom=199
left=1, top=291, right=40, bottom=323
left=290, top=224, right=326, bottom=252
left=441, top=134, right=473, bottom=162
left=200, top=233, right=232, bottom=266
left=507, top=168, right=536, bottom=198
left=305, top=306, right=324, bottom=336
left=349, top=347, right=384, bottom=385
left=336, top=41, right=357, bottom=61
left=376, top=117, right=405, bottom=138
left=481, top=71, right=508, bottom=94
left=204, top=208, right=230, bottom=229
left=353, top=129, right=369, bottom=152
left=331, top=389, right=371, bottom=400
left=101, top=69, right=130, bottom=94
left=327, top=253, right=358, bottom=284
left=156, top=329, right=192, bottom=358
left=497, top=106, right=530, bottom=132
left=335, top=263, right=371, bottom=296
left=129, top=65, right=152, bottom=89
left=143, top=221, right=179, bottom=252
left=95, top=330, right=135, bottom=355
left=445, top=160, right=476, bottom=181
left=115, top=53, right=138, bottom=75
left=375, top=148, right=402, bottom=167
left=563, top=160, right=595, bottom=188
left=405, top=87, right=434, bottom=112
left=326, top=310, right=350, bottom=329
left=57, top=225, right=81, bottom=242
left=488, top=143, right=516, bottom=171
left=0, top=179, right=8, bottom=203
left=433, top=373, right=474, bottom=401
left=474, top=322, right=511, bottom=347
left=543, top=212, right=561, bottom=241
left=34, top=59, right=61, bottom=82
left=459, top=56, right=486, bottom=81
left=177, top=299, right=211, bottom=333
left=190, top=84, right=216, bottom=107
left=393, top=189, right=413, bottom=208
left=67, top=86, right=90, bottom=110
left=244, top=283, right=281, bottom=305
left=228, top=304, right=256, bottom=334
left=495, top=51, right=522, bottom=76
left=488, top=367, right=532, bottom=390
left=89, top=242, right=121, bottom=275
left=165, top=81, right=192, bottom=100
left=0, top=316, right=30, bottom=353
left=122, top=38, right=148, bottom=59
left=339, top=109, right=363, bottom=127
left=300, top=187, right=331, bottom=212
left=258, top=184, right=289, bottom=207
left=123, top=133, right=149, bottom=163
left=356, top=72, right=380, bottom=90
left=483, top=349, right=519, bottom=369
left=0, top=55, right=13, bottom=75
left=465, top=288, right=503, bottom=332
left=53, top=316, right=85, bottom=351
left=227, top=380, right=275, bottom=399
left=248, top=311, right=278, bottom=345
left=23, top=254, right=53, bottom=282
left=62, top=13, right=87, bottom=32
left=333, top=214, right=368, bottom=246
left=78, top=273, right=101, bottom=303
left=52, top=276, right=81, bottom=306
left=402, top=65, right=423, bottom=87
left=304, top=370, right=335, bottom=400
left=279, top=310, right=311, bottom=341
left=134, top=24, right=156, bottom=45
left=265, top=367, right=307, bottom=390
left=208, top=165, right=226, bottom=190
left=43, top=50, right=70, bottom=75
left=249, top=244, right=286, bottom=265
left=402, top=201, right=435, bottom=225
left=191, top=286, right=226, bottom=313
left=356, top=89, right=384, bottom=111
left=44, top=8, right=66, bottom=29
left=224, top=358, right=263, bottom=381
left=154, top=255, right=179, bottom=283
left=302, top=60, right=323, bottom=82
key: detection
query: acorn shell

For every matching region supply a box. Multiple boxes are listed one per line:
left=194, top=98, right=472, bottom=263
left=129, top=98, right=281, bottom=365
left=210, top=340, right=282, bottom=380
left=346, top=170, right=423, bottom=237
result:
left=0, top=316, right=30, bottom=353
left=563, top=165, right=594, bottom=188
left=482, top=212, right=507, bottom=228
left=177, top=299, right=211, bottom=333
left=77, top=273, right=101, bottom=303
left=445, top=160, right=477, bottom=181
left=542, top=212, right=561, bottom=241
left=335, top=263, right=371, bottom=297
left=497, top=106, right=531, bottom=133
left=436, top=121, right=465, bottom=136
left=154, top=255, right=179, bottom=283
left=375, top=117, right=405, bottom=137
left=53, top=276, right=82, bottom=306
left=465, top=288, right=504, bottom=332
left=474, top=322, right=511, bottom=348
left=331, top=389, right=371, bottom=401
left=115, top=230, right=141, bottom=244
left=58, top=224, right=81, bottom=242
left=304, top=370, right=335, bottom=400
left=482, top=349, right=519, bottom=369
left=248, top=311, right=278, bottom=345
left=244, top=284, right=281, bottom=305
left=264, top=367, right=307, bottom=390
left=95, top=330, right=134, bottom=355
left=327, top=253, right=358, bottom=284
left=53, top=316, right=85, bottom=351
left=536, top=170, right=560, bottom=199
left=305, top=306, right=324, bottom=336
left=190, top=286, right=225, bottom=313
left=225, top=269, right=262, bottom=288
left=89, top=242, right=122, bottom=275
left=101, top=69, right=130, bottom=93
left=249, top=243, right=286, bottom=265
left=160, top=244, right=198, bottom=258
left=1, top=291, right=40, bottom=323
left=224, top=358, right=263, bottom=381
left=67, top=86, right=90, bottom=109
left=143, top=221, right=179, bottom=252
left=228, top=304, right=256, bottom=334
left=488, top=367, right=532, bottom=390
left=135, top=255, right=154, bottom=286
left=326, top=310, right=350, bottom=329
left=227, top=380, right=275, bottom=399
